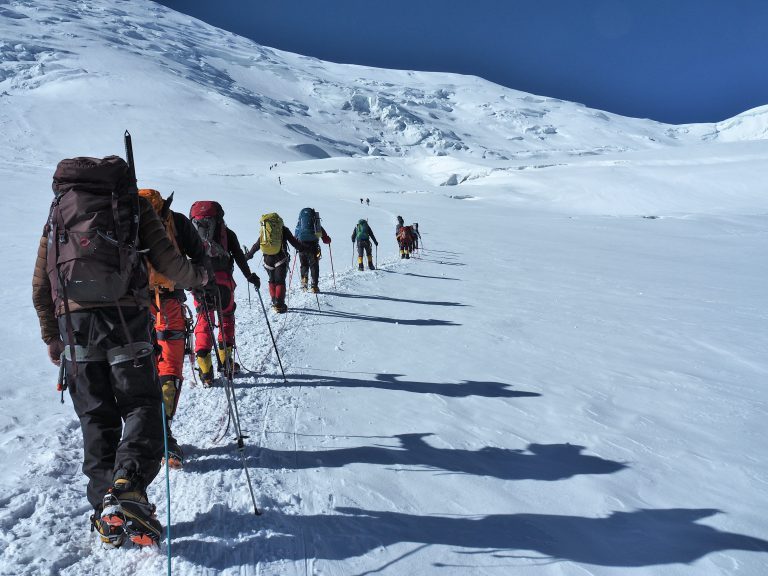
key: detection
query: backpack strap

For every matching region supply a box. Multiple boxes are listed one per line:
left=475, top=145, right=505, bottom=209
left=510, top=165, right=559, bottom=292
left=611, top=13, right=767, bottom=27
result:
left=52, top=193, right=79, bottom=379
left=262, top=255, right=288, bottom=270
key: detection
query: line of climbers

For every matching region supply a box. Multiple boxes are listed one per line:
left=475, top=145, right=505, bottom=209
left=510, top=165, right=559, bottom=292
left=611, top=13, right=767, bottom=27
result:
left=32, top=153, right=424, bottom=551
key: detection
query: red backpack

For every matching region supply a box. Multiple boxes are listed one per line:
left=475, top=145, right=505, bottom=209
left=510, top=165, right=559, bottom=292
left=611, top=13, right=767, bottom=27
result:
left=190, top=200, right=230, bottom=271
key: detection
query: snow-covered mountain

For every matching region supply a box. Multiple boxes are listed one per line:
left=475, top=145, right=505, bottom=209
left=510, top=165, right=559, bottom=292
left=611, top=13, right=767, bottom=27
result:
left=1, top=1, right=767, bottom=575
left=3, top=0, right=765, bottom=171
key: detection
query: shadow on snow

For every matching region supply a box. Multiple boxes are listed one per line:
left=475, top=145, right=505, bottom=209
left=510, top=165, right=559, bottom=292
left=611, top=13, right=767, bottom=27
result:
left=236, top=372, right=540, bottom=399
left=322, top=292, right=469, bottom=307
left=171, top=505, right=768, bottom=570
left=377, top=269, right=461, bottom=281
left=287, top=307, right=461, bottom=327
left=189, top=435, right=628, bottom=483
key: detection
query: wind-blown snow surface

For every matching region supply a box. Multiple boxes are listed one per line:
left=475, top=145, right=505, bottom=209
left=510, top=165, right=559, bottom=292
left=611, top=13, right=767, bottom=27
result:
left=1, top=1, right=768, bottom=574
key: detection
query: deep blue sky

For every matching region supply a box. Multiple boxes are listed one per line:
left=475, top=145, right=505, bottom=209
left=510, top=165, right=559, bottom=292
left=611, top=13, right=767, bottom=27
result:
left=155, top=0, right=767, bottom=124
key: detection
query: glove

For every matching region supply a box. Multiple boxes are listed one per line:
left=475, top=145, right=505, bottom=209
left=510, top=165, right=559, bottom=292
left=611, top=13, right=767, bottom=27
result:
left=323, top=236, right=331, bottom=245
left=374, top=241, right=379, bottom=246
left=47, top=338, right=65, bottom=366
left=247, top=272, right=261, bottom=289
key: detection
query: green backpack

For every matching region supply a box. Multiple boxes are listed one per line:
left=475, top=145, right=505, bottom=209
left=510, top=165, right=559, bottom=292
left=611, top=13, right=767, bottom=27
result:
left=356, top=219, right=370, bottom=241
left=260, top=213, right=284, bottom=255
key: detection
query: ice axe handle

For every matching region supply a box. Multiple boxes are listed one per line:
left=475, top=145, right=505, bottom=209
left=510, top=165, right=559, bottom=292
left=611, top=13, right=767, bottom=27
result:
left=57, top=353, right=67, bottom=403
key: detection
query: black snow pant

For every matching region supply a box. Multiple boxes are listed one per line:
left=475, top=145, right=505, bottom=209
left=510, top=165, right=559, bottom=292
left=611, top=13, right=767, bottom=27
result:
left=59, top=307, right=163, bottom=510
left=299, top=242, right=320, bottom=287
left=357, top=239, right=373, bottom=261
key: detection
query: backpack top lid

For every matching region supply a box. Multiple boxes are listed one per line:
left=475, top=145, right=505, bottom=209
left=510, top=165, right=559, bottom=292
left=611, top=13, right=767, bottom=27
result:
left=138, top=188, right=163, bottom=213
left=52, top=155, right=134, bottom=197
left=190, top=200, right=224, bottom=220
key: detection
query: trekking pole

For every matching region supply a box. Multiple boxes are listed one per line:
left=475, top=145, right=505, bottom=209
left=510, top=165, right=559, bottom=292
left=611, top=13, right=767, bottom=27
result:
left=197, top=292, right=234, bottom=443
left=212, top=288, right=236, bottom=384
left=314, top=292, right=321, bottom=312
left=256, top=289, right=287, bottom=383
left=328, top=244, right=337, bottom=289
left=182, top=304, right=200, bottom=387
left=375, top=244, right=378, bottom=269
left=288, top=249, right=297, bottom=291
left=160, top=402, right=172, bottom=573
left=212, top=295, right=261, bottom=517
left=199, top=292, right=224, bottom=374
left=352, top=241, right=355, bottom=268
left=246, top=281, right=251, bottom=308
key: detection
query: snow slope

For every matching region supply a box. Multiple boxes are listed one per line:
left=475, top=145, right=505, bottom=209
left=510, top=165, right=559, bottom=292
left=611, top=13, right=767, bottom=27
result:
left=1, top=1, right=767, bottom=575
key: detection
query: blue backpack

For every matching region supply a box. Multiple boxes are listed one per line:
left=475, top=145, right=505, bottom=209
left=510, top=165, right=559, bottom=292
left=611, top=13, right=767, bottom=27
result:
left=295, top=207, right=322, bottom=242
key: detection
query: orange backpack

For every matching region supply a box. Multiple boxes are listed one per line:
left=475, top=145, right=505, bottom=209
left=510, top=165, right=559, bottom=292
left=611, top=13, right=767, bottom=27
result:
left=138, top=189, right=179, bottom=292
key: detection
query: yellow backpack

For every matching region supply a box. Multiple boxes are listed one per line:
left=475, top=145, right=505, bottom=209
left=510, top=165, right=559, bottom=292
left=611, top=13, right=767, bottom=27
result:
left=260, top=213, right=284, bottom=256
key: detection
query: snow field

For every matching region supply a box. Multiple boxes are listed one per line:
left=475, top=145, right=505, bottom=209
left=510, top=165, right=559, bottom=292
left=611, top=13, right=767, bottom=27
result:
left=0, top=0, right=767, bottom=573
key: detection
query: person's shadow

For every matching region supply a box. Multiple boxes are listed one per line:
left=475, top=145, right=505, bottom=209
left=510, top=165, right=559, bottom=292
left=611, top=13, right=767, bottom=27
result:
left=189, top=435, right=627, bottom=483
left=237, top=372, right=541, bottom=400
left=171, top=505, right=768, bottom=571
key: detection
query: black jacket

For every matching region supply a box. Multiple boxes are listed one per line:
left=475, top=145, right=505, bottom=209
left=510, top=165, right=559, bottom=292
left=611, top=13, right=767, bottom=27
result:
left=156, top=211, right=212, bottom=300
left=225, top=227, right=253, bottom=277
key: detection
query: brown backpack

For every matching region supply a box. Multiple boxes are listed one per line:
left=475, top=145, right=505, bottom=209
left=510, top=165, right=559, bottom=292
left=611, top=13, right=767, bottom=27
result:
left=45, top=155, right=147, bottom=307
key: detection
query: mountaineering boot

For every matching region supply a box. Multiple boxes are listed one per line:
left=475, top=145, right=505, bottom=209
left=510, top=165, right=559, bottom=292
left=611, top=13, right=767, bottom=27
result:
left=310, top=285, right=320, bottom=294
left=100, top=470, right=162, bottom=547
left=160, top=376, right=184, bottom=468
left=217, top=345, right=240, bottom=378
left=91, top=508, right=125, bottom=547
left=273, top=300, right=288, bottom=314
left=196, top=352, right=214, bottom=387
left=300, top=276, right=308, bottom=291
left=405, top=252, right=410, bottom=259
left=160, top=376, right=181, bottom=420
left=368, top=259, right=375, bottom=270
left=163, top=426, right=184, bottom=470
